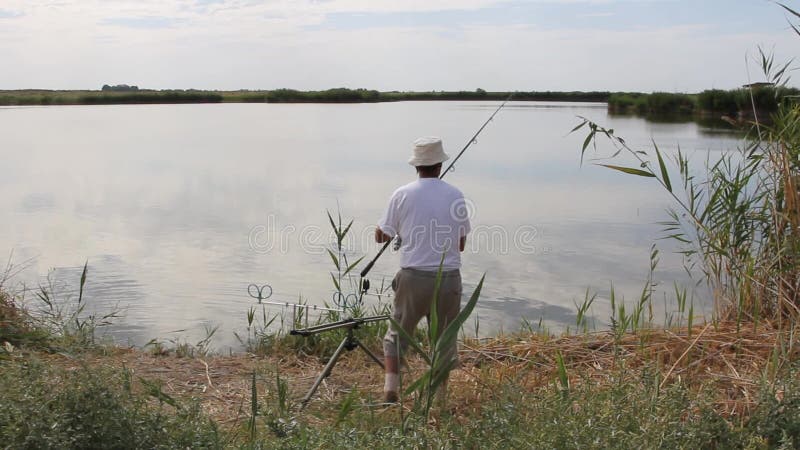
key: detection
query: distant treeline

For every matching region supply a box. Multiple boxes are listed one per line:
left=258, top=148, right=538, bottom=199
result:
left=101, top=84, right=140, bottom=92
left=0, top=88, right=612, bottom=106
left=227, top=88, right=612, bottom=103
left=0, top=90, right=224, bottom=105
left=608, top=86, right=800, bottom=117
left=3, top=88, right=796, bottom=115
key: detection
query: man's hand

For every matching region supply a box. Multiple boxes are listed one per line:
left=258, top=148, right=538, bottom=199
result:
left=375, top=227, right=392, bottom=243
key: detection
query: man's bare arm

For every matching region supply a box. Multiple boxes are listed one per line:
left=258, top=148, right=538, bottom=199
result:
left=375, top=227, right=393, bottom=243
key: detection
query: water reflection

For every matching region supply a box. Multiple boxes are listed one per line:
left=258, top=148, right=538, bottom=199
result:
left=0, top=102, right=740, bottom=351
left=609, top=112, right=745, bottom=137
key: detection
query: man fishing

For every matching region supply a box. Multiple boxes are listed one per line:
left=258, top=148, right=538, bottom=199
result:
left=374, top=136, right=471, bottom=403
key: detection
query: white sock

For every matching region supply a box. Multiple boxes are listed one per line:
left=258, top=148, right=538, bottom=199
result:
left=384, top=373, right=399, bottom=393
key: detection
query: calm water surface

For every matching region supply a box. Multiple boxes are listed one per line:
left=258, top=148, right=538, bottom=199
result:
left=0, top=102, right=743, bottom=349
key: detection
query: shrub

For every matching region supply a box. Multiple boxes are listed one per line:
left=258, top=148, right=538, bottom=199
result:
left=0, top=361, right=222, bottom=449
left=0, top=290, right=49, bottom=350
left=698, top=89, right=741, bottom=114
left=645, top=92, right=696, bottom=115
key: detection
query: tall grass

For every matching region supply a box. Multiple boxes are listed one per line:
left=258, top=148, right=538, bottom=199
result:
left=1, top=261, right=118, bottom=353
left=574, top=55, right=800, bottom=329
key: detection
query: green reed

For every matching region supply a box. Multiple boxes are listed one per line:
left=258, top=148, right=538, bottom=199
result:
left=573, top=59, right=800, bottom=328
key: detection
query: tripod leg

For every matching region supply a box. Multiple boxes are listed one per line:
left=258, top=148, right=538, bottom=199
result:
left=355, top=338, right=385, bottom=370
left=300, top=336, right=349, bottom=407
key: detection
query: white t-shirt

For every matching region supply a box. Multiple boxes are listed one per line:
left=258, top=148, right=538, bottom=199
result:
left=378, top=178, right=471, bottom=271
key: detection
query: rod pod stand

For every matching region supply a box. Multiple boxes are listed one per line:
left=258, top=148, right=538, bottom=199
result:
left=290, top=315, right=389, bottom=408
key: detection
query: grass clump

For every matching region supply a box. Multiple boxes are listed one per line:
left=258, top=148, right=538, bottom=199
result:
left=0, top=358, right=222, bottom=449
left=235, top=359, right=800, bottom=449
left=748, top=380, right=800, bottom=448
left=0, top=289, right=49, bottom=351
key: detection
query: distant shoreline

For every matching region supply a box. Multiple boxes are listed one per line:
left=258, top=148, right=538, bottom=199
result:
left=4, top=87, right=794, bottom=122
left=0, top=88, right=612, bottom=106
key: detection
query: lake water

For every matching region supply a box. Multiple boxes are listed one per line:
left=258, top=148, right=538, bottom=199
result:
left=0, top=101, right=743, bottom=350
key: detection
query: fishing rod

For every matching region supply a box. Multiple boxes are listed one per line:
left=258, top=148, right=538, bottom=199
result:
left=359, top=93, right=513, bottom=279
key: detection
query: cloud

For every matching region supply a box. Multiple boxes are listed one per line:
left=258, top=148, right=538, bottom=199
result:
left=100, top=16, right=186, bottom=29
left=579, top=12, right=615, bottom=18
left=0, top=0, right=796, bottom=91
left=0, top=9, right=23, bottom=19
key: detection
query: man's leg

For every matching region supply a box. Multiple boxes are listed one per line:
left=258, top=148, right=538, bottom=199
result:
left=383, top=269, right=430, bottom=403
left=383, top=354, right=400, bottom=403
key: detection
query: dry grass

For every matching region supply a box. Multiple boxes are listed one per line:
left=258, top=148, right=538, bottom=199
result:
left=457, top=322, right=792, bottom=419
left=32, top=320, right=793, bottom=428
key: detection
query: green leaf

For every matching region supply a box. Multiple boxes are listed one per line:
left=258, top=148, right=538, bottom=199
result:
left=249, top=371, right=257, bottom=438
left=779, top=2, right=800, bottom=20
left=403, top=372, right=430, bottom=396
left=581, top=133, right=593, bottom=160
left=429, top=254, right=446, bottom=343
left=330, top=272, right=340, bottom=291
left=653, top=141, right=672, bottom=192
left=788, top=21, right=800, bottom=38
left=36, top=289, right=52, bottom=307
left=555, top=351, right=569, bottom=393
left=326, top=248, right=340, bottom=271
left=597, top=164, right=656, bottom=178
left=327, top=210, right=340, bottom=240
left=79, top=261, right=88, bottom=304
left=388, top=317, right=431, bottom=365
left=336, top=389, right=357, bottom=425
left=429, top=358, right=458, bottom=393
left=140, top=377, right=181, bottom=409
left=662, top=233, right=692, bottom=244
left=342, top=255, right=365, bottom=277
left=435, top=274, right=485, bottom=356
left=341, top=219, right=354, bottom=243
left=569, top=119, right=587, bottom=133
left=264, top=313, right=278, bottom=329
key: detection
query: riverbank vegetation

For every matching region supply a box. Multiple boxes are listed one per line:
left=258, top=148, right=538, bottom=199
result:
left=603, top=50, right=799, bottom=119
left=3, top=277, right=800, bottom=448
left=4, top=86, right=796, bottom=126
left=0, top=88, right=613, bottom=106
left=608, top=86, right=800, bottom=117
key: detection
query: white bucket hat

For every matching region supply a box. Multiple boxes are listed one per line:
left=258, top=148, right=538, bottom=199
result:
left=408, top=136, right=450, bottom=167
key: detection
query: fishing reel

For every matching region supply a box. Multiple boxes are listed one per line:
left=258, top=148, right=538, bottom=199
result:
left=362, top=278, right=370, bottom=293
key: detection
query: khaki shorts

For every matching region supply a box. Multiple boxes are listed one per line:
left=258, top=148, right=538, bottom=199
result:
left=383, top=268, right=462, bottom=362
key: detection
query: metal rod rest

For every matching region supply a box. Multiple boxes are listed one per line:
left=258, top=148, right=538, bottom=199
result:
left=290, top=315, right=389, bottom=337
left=258, top=300, right=343, bottom=313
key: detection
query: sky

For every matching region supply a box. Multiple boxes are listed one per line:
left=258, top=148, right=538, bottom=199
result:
left=0, top=0, right=798, bottom=92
